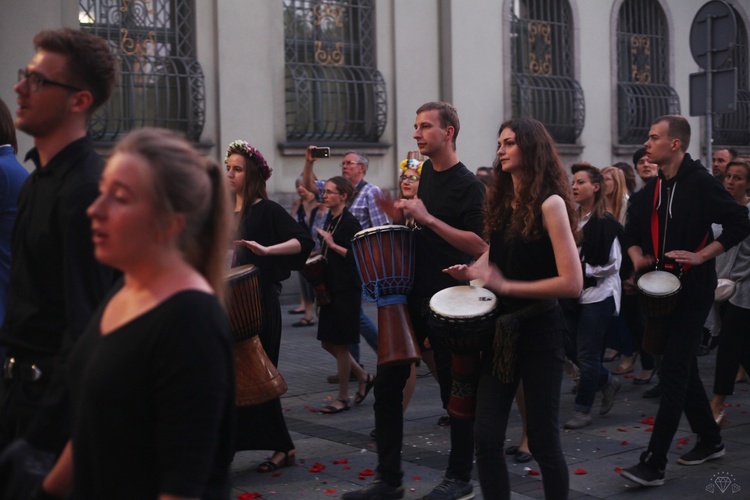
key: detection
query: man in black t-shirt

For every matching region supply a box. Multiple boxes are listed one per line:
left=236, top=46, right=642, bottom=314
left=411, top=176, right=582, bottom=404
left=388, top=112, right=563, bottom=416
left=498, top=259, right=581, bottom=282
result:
left=343, top=102, right=486, bottom=500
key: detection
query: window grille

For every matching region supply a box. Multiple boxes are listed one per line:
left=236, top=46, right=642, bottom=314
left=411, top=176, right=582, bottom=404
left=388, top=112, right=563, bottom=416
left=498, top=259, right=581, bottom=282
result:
left=510, top=0, right=585, bottom=144
left=284, top=0, right=387, bottom=144
left=713, top=7, right=749, bottom=146
left=80, top=0, right=206, bottom=143
left=616, top=0, right=679, bottom=144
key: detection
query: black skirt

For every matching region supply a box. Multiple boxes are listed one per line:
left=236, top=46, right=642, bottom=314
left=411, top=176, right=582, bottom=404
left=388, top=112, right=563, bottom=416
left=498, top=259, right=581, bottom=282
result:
left=317, top=289, right=361, bottom=345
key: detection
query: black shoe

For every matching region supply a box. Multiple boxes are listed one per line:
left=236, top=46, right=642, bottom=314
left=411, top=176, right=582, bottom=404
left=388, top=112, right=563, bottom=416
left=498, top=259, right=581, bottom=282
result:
left=643, top=384, right=663, bottom=399
left=677, top=440, right=725, bottom=465
left=620, top=453, right=665, bottom=487
left=341, top=480, right=404, bottom=499
left=422, top=477, right=474, bottom=499
left=437, top=415, right=451, bottom=427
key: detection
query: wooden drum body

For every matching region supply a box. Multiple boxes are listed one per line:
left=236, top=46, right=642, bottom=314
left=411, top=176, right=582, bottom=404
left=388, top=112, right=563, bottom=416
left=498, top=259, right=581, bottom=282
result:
left=225, top=264, right=287, bottom=406
left=300, top=254, right=332, bottom=305
left=637, top=270, right=681, bottom=355
left=352, top=225, right=421, bottom=366
left=429, top=286, right=499, bottom=420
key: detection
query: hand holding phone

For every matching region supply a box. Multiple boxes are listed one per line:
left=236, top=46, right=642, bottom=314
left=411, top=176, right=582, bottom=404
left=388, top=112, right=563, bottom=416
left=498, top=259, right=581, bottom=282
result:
left=310, top=147, right=330, bottom=159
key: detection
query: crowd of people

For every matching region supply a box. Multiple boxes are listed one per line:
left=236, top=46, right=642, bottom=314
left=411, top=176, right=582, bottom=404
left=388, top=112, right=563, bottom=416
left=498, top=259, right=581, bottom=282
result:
left=0, top=27, right=748, bottom=500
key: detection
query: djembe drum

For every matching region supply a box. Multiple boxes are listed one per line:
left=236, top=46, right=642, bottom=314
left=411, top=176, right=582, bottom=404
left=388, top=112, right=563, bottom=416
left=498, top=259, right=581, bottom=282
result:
left=429, top=286, right=499, bottom=420
left=225, top=264, right=287, bottom=406
left=351, top=225, right=421, bottom=366
left=637, top=270, right=681, bottom=355
left=300, top=254, right=331, bottom=305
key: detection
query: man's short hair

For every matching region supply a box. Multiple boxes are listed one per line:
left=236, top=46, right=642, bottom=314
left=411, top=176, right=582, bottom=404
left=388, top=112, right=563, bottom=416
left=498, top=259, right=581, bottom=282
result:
left=717, top=147, right=739, bottom=160
left=416, top=101, right=460, bottom=146
left=33, top=28, right=117, bottom=115
left=343, top=150, right=369, bottom=172
left=653, top=114, right=691, bottom=152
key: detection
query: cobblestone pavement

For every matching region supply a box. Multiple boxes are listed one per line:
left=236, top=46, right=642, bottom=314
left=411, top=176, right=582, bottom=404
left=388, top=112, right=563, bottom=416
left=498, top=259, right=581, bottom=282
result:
left=230, top=286, right=750, bottom=499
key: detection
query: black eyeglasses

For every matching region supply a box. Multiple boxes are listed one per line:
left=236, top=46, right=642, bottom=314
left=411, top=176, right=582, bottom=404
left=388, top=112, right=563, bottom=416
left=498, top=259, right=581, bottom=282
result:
left=400, top=174, right=419, bottom=182
left=17, top=69, right=84, bottom=93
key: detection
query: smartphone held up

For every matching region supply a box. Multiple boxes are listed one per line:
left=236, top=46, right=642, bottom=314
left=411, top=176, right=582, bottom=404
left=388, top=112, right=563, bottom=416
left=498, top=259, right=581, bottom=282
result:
left=310, top=147, right=330, bottom=159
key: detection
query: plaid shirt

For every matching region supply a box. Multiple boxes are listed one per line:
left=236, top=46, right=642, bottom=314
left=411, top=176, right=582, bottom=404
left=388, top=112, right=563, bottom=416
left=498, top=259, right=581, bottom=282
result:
left=315, top=179, right=389, bottom=229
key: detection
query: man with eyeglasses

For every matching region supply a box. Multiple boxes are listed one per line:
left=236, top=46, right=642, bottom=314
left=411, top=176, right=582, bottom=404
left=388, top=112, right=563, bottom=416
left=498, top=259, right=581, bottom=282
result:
left=302, top=148, right=388, bottom=382
left=0, top=28, right=117, bottom=497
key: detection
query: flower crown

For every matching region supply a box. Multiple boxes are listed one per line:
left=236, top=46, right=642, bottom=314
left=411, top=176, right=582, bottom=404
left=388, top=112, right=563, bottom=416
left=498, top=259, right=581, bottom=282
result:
left=399, top=158, right=423, bottom=176
left=225, top=140, right=273, bottom=181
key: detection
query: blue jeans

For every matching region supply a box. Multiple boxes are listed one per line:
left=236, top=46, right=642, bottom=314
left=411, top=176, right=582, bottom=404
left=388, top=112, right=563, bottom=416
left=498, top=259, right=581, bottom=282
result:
left=565, top=296, right=615, bottom=413
left=349, top=306, right=378, bottom=364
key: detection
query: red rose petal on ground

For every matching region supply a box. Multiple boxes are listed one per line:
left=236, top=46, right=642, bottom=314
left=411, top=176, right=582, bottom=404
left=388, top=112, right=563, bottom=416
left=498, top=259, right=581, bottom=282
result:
left=624, top=374, right=635, bottom=379
left=411, top=476, right=421, bottom=481
left=309, top=462, right=326, bottom=473
left=614, top=467, right=623, bottom=473
left=272, top=473, right=281, bottom=477
left=237, top=494, right=262, bottom=500
left=620, top=441, right=629, bottom=445
left=616, top=428, right=628, bottom=432
left=528, top=469, right=541, bottom=476
left=324, top=489, right=337, bottom=495
left=677, top=437, right=691, bottom=445
left=333, top=458, right=348, bottom=464
left=343, top=465, right=351, bottom=470
left=645, top=427, right=654, bottom=432
left=358, top=468, right=375, bottom=476
left=641, top=417, right=655, bottom=425
left=574, top=468, right=587, bottom=475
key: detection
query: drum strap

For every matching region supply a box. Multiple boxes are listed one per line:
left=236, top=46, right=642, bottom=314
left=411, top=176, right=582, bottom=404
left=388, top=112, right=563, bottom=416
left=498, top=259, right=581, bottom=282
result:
left=492, top=299, right=558, bottom=383
left=650, top=178, right=708, bottom=274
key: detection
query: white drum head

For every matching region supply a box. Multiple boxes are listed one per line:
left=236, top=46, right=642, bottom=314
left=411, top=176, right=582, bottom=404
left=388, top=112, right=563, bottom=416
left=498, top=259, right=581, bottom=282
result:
left=637, top=271, right=681, bottom=296
left=429, top=285, right=497, bottom=318
left=353, top=224, right=410, bottom=239
left=306, top=254, right=324, bottom=265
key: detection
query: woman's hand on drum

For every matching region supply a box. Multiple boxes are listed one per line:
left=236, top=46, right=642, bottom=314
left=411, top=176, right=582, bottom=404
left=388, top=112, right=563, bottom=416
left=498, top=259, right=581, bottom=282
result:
left=233, top=239, right=270, bottom=256
left=665, top=250, right=705, bottom=267
left=443, top=264, right=474, bottom=282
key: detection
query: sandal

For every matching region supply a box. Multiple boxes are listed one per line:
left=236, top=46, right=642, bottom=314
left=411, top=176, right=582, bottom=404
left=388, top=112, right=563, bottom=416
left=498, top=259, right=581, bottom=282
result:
left=292, top=318, right=316, bottom=327
left=354, top=374, right=375, bottom=405
left=320, top=398, right=350, bottom=414
left=257, top=450, right=296, bottom=473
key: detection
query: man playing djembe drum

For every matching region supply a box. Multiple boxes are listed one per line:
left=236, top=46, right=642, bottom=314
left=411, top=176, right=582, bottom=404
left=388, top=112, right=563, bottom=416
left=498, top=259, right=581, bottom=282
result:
left=342, top=101, right=487, bottom=500
left=620, top=115, right=750, bottom=487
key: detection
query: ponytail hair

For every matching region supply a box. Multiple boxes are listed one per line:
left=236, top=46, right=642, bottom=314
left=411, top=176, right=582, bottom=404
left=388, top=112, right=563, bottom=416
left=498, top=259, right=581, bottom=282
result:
left=114, top=128, right=231, bottom=300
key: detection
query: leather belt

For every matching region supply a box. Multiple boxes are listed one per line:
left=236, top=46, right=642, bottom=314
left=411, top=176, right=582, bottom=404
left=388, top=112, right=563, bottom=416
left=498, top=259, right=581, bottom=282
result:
left=2, top=357, right=43, bottom=381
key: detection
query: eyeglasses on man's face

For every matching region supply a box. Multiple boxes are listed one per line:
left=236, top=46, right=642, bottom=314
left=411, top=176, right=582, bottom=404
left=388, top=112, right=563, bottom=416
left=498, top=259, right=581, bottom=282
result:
left=323, top=189, right=341, bottom=196
left=341, top=160, right=362, bottom=167
left=400, top=174, right=419, bottom=183
left=17, top=69, right=84, bottom=93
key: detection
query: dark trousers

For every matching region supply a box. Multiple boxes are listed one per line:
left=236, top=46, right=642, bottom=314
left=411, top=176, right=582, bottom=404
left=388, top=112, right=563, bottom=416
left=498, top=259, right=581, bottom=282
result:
left=621, top=292, right=655, bottom=370
left=565, top=297, right=615, bottom=412
left=713, top=302, right=750, bottom=396
left=474, top=346, right=568, bottom=499
left=372, top=299, right=474, bottom=487
left=647, top=296, right=721, bottom=467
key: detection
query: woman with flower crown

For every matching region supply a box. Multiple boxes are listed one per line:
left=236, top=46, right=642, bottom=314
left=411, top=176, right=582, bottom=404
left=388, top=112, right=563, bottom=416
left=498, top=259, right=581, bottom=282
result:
left=225, top=140, right=314, bottom=472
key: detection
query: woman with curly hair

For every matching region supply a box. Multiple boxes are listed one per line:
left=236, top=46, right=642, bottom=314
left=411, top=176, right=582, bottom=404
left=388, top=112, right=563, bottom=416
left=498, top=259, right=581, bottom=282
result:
left=444, top=118, right=582, bottom=499
left=226, top=140, right=314, bottom=472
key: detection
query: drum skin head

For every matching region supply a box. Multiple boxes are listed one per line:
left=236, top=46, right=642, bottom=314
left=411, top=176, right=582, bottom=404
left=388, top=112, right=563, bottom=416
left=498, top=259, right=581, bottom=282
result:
left=430, top=285, right=497, bottom=318
left=353, top=224, right=411, bottom=239
left=637, top=270, right=681, bottom=296
left=306, top=254, right=324, bottom=265
left=225, top=263, right=259, bottom=281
